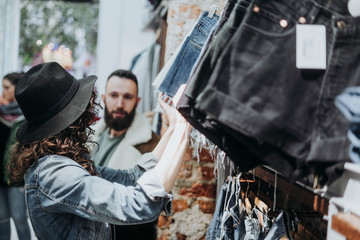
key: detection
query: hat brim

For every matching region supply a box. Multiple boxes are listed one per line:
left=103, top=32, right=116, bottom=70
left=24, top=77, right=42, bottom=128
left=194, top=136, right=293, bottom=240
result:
left=16, top=75, right=97, bottom=143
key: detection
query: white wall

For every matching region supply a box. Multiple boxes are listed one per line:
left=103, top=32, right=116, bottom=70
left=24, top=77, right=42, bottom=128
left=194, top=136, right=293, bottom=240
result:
left=95, top=0, right=155, bottom=96
left=0, top=0, right=21, bottom=93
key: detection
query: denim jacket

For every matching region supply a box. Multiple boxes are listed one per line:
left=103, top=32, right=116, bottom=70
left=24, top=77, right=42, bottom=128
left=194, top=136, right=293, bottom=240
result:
left=24, top=153, right=172, bottom=240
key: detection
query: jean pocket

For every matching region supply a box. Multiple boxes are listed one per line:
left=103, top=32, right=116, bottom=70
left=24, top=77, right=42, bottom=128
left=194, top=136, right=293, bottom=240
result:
left=190, top=23, right=211, bottom=50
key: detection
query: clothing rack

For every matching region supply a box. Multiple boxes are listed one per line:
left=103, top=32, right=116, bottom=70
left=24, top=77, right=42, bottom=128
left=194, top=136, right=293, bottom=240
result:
left=251, top=166, right=329, bottom=216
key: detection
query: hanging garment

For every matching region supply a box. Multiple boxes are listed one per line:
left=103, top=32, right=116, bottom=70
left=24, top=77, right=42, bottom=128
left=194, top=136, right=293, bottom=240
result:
left=264, top=211, right=293, bottom=240
left=206, top=181, right=231, bottom=239
left=131, top=42, right=161, bottom=114
left=219, top=178, right=246, bottom=240
left=181, top=0, right=360, bottom=185
left=335, top=86, right=360, bottom=164
left=158, top=11, right=219, bottom=97
left=177, top=0, right=260, bottom=173
left=152, top=20, right=197, bottom=89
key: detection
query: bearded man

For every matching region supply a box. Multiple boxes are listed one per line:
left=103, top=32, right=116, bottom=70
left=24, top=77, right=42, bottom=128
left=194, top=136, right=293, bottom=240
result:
left=92, top=69, right=160, bottom=170
left=91, top=70, right=160, bottom=240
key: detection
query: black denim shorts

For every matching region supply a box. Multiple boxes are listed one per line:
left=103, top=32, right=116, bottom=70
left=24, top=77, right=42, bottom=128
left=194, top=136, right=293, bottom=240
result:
left=195, top=0, right=360, bottom=167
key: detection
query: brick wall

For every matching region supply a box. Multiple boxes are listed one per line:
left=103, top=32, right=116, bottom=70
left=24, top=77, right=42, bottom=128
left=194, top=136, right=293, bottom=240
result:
left=157, top=1, right=227, bottom=239
left=157, top=148, right=217, bottom=240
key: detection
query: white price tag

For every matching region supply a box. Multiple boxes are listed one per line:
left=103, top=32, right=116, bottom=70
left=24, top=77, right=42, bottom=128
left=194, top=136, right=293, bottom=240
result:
left=296, top=24, right=326, bottom=70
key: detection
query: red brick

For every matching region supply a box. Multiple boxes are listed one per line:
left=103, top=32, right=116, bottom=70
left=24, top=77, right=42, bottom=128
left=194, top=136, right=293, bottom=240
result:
left=176, top=233, right=187, bottom=240
left=173, top=199, right=189, bottom=212
left=198, top=149, right=214, bottom=163
left=179, top=4, right=190, bottom=14
left=158, top=215, right=173, bottom=229
left=183, top=147, right=193, bottom=162
left=158, top=233, right=170, bottom=240
left=179, top=164, right=193, bottom=179
left=197, top=166, right=215, bottom=180
left=195, top=200, right=216, bottom=214
left=169, top=9, right=176, bottom=18
left=189, top=5, right=201, bottom=19
left=179, top=182, right=216, bottom=198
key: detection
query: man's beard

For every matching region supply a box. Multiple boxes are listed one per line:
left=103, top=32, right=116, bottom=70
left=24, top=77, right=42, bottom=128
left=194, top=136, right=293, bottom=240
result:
left=104, top=106, right=136, bottom=131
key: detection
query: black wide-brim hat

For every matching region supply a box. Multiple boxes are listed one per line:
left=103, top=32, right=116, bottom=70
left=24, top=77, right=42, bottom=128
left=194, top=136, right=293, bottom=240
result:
left=15, top=62, right=97, bottom=143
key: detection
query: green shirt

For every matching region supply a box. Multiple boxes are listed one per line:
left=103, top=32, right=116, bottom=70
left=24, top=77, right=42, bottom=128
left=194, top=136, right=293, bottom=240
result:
left=92, top=129, right=125, bottom=167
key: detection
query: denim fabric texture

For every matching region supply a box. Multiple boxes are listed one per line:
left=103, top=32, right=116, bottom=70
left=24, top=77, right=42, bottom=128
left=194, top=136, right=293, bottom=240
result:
left=188, top=0, right=238, bottom=82
left=206, top=182, right=229, bottom=240
left=177, top=0, right=260, bottom=173
left=206, top=178, right=246, bottom=240
left=219, top=179, right=245, bottom=240
left=158, top=11, right=219, bottom=97
left=264, top=211, right=293, bottom=240
left=184, top=0, right=251, bottom=100
left=243, top=214, right=261, bottom=240
left=181, top=0, right=360, bottom=184
left=335, top=87, right=360, bottom=164
left=0, top=186, right=31, bottom=240
left=24, top=153, right=171, bottom=240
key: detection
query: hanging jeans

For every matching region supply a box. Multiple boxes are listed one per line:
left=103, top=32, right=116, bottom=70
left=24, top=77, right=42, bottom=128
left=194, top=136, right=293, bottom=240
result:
left=206, top=178, right=245, bottom=240
left=206, top=181, right=230, bottom=239
left=178, top=0, right=261, bottom=173
left=219, top=178, right=246, bottom=240
left=158, top=11, right=219, bottom=97
left=264, top=211, right=293, bottom=240
left=191, top=0, right=360, bottom=185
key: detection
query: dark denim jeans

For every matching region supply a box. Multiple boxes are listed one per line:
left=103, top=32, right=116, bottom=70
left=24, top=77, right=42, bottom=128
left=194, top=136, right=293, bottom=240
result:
left=206, top=182, right=229, bottom=239
left=177, top=0, right=260, bottom=173
left=0, top=186, right=31, bottom=240
left=219, top=179, right=246, bottom=240
left=183, top=0, right=360, bottom=184
left=184, top=0, right=251, bottom=100
left=206, top=178, right=246, bottom=240
left=264, top=211, right=292, bottom=240
left=158, top=11, right=219, bottom=97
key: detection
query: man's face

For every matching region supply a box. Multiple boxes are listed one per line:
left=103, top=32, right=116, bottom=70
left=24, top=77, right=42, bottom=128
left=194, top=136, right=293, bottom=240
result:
left=102, top=76, right=140, bottom=131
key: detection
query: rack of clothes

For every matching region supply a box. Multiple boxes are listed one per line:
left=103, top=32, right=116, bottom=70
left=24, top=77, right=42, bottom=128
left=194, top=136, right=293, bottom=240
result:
left=154, top=0, right=360, bottom=239
left=206, top=172, right=328, bottom=239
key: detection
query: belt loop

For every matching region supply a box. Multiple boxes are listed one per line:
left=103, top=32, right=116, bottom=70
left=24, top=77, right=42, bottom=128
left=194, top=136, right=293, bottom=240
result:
left=308, top=4, right=320, bottom=24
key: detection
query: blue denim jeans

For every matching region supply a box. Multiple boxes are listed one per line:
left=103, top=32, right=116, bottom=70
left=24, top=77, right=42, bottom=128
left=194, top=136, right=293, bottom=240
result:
left=264, top=211, right=292, bottom=240
left=206, top=182, right=229, bottom=240
left=0, top=186, right=31, bottom=240
left=158, top=11, right=219, bottom=97
left=243, top=214, right=261, bottom=240
left=219, top=179, right=245, bottom=240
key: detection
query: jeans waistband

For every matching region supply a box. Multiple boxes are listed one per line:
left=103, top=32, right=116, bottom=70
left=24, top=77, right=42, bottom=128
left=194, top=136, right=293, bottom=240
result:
left=251, top=0, right=360, bottom=39
left=199, top=11, right=220, bottom=33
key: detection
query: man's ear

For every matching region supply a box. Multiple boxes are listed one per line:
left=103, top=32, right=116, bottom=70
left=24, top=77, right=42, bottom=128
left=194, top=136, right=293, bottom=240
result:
left=136, top=97, right=141, bottom=106
left=101, top=94, right=105, bottom=104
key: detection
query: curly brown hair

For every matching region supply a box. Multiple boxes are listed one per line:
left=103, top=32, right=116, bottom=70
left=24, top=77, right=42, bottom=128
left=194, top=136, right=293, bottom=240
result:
left=8, top=90, right=101, bottom=185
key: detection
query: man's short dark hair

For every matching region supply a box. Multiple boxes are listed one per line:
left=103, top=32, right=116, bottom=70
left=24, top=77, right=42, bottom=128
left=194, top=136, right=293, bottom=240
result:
left=107, top=70, right=138, bottom=93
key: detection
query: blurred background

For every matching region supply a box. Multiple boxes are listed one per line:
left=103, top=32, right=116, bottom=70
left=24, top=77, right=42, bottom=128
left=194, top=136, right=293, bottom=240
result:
left=1, top=0, right=227, bottom=239
left=0, top=0, right=158, bottom=95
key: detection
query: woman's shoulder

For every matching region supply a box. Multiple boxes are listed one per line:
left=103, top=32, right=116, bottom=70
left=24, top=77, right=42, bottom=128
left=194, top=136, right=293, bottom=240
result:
left=35, top=155, right=91, bottom=189
left=37, top=155, right=81, bottom=168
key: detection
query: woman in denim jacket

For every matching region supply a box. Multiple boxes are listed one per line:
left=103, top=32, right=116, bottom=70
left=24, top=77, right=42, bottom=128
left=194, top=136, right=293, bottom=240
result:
left=7, top=62, right=189, bottom=240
